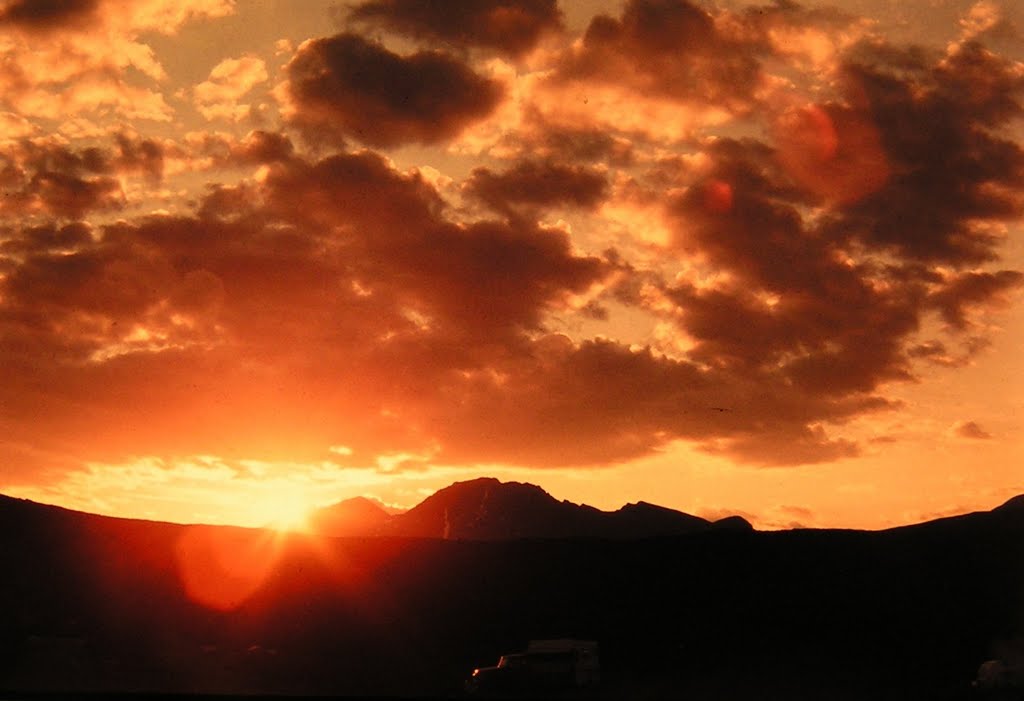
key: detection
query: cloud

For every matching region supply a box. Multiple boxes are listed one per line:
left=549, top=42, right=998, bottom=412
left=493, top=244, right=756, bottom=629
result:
left=518, top=118, right=634, bottom=165
left=347, top=0, right=564, bottom=57
left=405, top=336, right=886, bottom=467
left=552, top=0, right=763, bottom=110
left=465, top=159, right=609, bottom=215
left=280, top=33, right=503, bottom=147
left=651, top=137, right=920, bottom=399
left=226, top=129, right=295, bottom=165
left=0, top=142, right=124, bottom=219
left=819, top=40, right=1024, bottom=264
left=0, top=0, right=235, bottom=123
left=906, top=337, right=992, bottom=368
left=953, top=420, right=992, bottom=440
left=564, top=26, right=1024, bottom=466
left=2, top=1, right=1023, bottom=481
left=929, top=270, right=1024, bottom=329
left=0, top=134, right=186, bottom=220
left=193, top=55, right=268, bottom=122
left=0, top=150, right=614, bottom=469
left=0, top=0, right=101, bottom=31
left=0, top=141, right=894, bottom=471
left=957, top=0, right=1016, bottom=44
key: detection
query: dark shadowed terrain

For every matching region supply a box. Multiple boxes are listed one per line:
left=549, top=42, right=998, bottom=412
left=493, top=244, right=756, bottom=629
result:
left=1, top=482, right=1022, bottom=699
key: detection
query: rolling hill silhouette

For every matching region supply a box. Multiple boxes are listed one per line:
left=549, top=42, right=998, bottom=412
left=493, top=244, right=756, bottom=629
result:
left=310, top=477, right=752, bottom=539
left=0, top=486, right=1022, bottom=699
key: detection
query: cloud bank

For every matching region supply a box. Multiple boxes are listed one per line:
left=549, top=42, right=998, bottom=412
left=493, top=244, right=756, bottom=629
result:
left=1, top=0, right=1022, bottom=485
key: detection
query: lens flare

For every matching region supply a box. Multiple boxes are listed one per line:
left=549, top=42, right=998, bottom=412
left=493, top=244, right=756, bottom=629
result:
left=174, top=526, right=277, bottom=610
left=774, top=103, right=889, bottom=204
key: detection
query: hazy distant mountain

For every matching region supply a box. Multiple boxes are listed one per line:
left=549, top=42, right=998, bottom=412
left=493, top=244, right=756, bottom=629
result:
left=309, top=496, right=393, bottom=537
left=312, top=477, right=753, bottom=539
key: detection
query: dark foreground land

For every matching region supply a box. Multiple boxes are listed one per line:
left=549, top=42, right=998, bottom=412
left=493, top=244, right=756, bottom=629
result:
left=0, top=491, right=1022, bottom=700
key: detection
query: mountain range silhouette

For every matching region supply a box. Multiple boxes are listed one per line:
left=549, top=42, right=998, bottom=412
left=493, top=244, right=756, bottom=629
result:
left=1, top=482, right=1022, bottom=698
left=310, top=477, right=753, bottom=539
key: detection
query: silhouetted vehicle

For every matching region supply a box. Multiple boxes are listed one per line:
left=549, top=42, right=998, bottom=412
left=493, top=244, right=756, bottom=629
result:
left=466, top=639, right=599, bottom=696
left=974, top=658, right=1024, bottom=699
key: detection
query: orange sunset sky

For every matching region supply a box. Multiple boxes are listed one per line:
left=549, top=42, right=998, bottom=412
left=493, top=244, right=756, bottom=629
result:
left=0, top=0, right=1022, bottom=531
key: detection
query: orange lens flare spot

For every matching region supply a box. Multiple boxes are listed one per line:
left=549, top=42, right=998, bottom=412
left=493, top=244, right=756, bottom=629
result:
left=774, top=103, right=890, bottom=204
left=174, top=526, right=276, bottom=610
left=702, top=179, right=734, bottom=214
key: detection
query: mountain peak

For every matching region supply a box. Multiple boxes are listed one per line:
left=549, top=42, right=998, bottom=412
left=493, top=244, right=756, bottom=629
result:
left=394, top=477, right=563, bottom=540
left=309, top=496, right=392, bottom=537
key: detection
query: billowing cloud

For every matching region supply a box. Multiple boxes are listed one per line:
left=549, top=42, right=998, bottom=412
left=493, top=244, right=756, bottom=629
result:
left=193, top=55, right=268, bottom=122
left=1, top=0, right=1023, bottom=492
left=0, top=140, right=121, bottom=218
left=0, top=0, right=236, bottom=123
left=280, top=33, right=503, bottom=147
left=0, top=139, right=899, bottom=470
left=648, top=137, right=918, bottom=399
left=0, top=150, right=613, bottom=469
left=0, top=134, right=190, bottom=220
left=347, top=0, right=563, bottom=56
left=820, top=40, right=1024, bottom=264
left=553, top=0, right=764, bottom=110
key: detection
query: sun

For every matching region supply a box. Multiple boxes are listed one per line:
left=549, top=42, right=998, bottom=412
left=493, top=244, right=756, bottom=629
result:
left=257, top=490, right=315, bottom=533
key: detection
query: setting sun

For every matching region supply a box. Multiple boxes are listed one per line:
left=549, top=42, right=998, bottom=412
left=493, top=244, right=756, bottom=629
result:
left=252, top=490, right=315, bottom=533
left=0, top=0, right=1021, bottom=535
left=0, top=0, right=1023, bottom=697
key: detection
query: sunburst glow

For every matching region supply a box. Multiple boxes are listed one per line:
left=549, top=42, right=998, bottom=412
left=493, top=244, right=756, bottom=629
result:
left=256, top=489, right=315, bottom=533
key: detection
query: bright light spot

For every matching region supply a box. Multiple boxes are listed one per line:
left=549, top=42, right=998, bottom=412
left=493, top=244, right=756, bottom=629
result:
left=253, top=489, right=314, bottom=533
left=702, top=179, right=734, bottom=214
left=175, top=526, right=276, bottom=610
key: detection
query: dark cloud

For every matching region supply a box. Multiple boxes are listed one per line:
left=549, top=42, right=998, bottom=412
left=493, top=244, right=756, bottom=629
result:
left=0, top=150, right=615, bottom=467
left=0, top=0, right=99, bottom=31
left=283, top=33, right=503, bottom=147
left=465, top=159, right=608, bottom=215
left=2, top=4, right=1023, bottom=478
left=929, top=270, right=1024, bottom=329
left=533, top=123, right=634, bottom=165
left=13, top=140, right=111, bottom=176
left=819, top=41, right=1024, bottom=264
left=0, top=221, right=92, bottom=255
left=487, top=110, right=635, bottom=165
left=0, top=142, right=895, bottom=470
left=229, top=130, right=295, bottom=165
left=0, top=136, right=182, bottom=220
left=657, top=138, right=921, bottom=399
left=177, top=130, right=296, bottom=170
left=347, top=0, right=563, bottom=56
left=401, top=335, right=885, bottom=467
left=0, top=169, right=123, bottom=219
left=554, top=0, right=763, bottom=108
left=114, top=134, right=166, bottom=180
left=608, top=29, right=1024, bottom=451
left=258, top=152, right=607, bottom=339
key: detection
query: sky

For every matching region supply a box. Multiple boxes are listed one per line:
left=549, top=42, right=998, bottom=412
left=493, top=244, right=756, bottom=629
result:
left=0, top=0, right=1022, bottom=531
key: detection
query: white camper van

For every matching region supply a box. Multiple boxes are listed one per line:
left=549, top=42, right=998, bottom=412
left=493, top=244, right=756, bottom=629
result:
left=467, top=638, right=600, bottom=695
